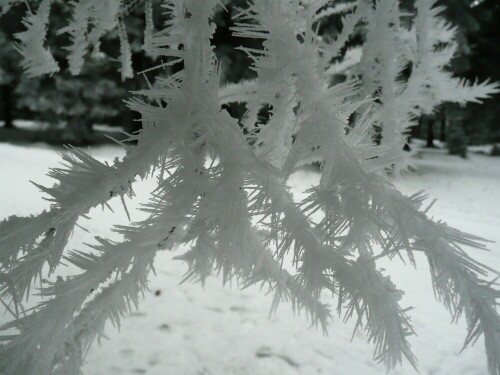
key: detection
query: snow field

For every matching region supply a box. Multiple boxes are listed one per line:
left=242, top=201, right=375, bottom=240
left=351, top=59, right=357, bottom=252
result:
left=0, top=142, right=498, bottom=375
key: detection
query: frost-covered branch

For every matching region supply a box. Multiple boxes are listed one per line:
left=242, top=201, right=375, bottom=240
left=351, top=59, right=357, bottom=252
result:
left=0, top=0, right=499, bottom=374
left=14, top=0, right=59, bottom=77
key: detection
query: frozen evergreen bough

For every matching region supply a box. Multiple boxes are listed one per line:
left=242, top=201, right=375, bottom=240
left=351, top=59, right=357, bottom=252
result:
left=0, top=0, right=499, bottom=374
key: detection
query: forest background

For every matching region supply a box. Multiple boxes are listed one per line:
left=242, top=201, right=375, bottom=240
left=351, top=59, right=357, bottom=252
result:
left=0, top=0, right=498, bottom=153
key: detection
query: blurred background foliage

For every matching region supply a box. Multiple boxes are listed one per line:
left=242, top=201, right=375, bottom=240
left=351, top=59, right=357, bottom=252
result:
left=0, top=0, right=498, bottom=152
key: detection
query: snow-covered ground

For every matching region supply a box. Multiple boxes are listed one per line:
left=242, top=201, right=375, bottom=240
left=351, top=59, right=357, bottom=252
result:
left=0, top=141, right=499, bottom=375
left=1, top=120, right=124, bottom=133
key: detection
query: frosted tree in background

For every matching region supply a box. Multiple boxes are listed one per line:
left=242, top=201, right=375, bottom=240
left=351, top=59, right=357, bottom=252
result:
left=0, top=1, right=499, bottom=374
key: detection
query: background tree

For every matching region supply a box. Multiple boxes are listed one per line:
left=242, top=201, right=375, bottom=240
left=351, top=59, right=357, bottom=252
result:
left=0, top=6, right=24, bottom=129
left=417, top=0, right=500, bottom=152
left=3, top=0, right=156, bottom=143
left=16, top=0, right=132, bottom=144
left=463, top=0, right=500, bottom=145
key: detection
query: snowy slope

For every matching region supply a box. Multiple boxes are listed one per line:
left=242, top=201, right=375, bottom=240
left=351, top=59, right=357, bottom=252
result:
left=0, top=142, right=498, bottom=375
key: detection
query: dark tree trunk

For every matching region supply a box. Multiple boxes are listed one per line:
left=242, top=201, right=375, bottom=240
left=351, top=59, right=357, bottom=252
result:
left=411, top=119, right=421, bottom=139
left=85, top=120, right=94, bottom=135
left=2, top=85, right=14, bottom=129
left=440, top=108, right=446, bottom=143
left=425, top=115, right=435, bottom=148
left=440, top=119, right=446, bottom=143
